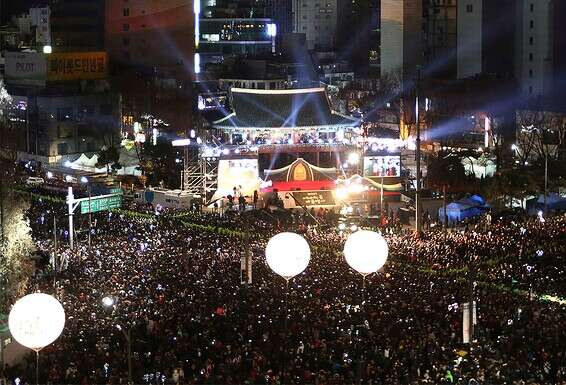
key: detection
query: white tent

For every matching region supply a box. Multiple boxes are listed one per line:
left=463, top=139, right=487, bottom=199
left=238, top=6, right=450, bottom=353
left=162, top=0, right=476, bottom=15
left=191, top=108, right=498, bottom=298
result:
left=64, top=150, right=141, bottom=176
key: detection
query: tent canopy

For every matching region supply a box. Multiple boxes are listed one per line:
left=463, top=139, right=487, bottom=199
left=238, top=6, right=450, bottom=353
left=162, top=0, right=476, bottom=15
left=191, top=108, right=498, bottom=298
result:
left=527, top=193, right=566, bottom=214
left=439, top=194, right=489, bottom=223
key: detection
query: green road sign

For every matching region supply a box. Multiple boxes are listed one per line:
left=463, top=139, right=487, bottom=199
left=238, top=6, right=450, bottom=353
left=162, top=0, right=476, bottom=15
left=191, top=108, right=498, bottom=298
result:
left=80, top=194, right=122, bottom=214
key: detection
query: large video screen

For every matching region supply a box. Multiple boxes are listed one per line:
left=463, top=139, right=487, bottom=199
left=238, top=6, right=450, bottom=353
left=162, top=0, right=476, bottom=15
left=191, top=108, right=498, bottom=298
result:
left=363, top=156, right=401, bottom=177
left=213, top=159, right=260, bottom=200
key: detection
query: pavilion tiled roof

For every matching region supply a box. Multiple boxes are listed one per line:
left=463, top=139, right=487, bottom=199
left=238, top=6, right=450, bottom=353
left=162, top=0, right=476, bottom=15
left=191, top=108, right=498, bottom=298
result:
left=213, top=87, right=358, bottom=129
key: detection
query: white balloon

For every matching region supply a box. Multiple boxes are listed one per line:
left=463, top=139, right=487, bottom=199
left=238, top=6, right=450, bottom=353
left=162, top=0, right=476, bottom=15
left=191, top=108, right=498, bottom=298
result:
left=266, top=232, right=310, bottom=280
left=8, top=293, right=65, bottom=351
left=344, top=230, right=388, bottom=276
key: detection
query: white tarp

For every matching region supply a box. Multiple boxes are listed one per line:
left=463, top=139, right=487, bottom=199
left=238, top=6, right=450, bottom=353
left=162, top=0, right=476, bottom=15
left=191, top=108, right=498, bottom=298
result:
left=65, top=150, right=141, bottom=176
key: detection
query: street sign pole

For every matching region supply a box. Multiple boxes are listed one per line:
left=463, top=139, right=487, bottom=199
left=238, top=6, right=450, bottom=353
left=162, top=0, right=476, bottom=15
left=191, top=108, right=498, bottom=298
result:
left=67, top=187, right=75, bottom=250
left=88, top=184, right=92, bottom=249
left=66, top=187, right=122, bottom=250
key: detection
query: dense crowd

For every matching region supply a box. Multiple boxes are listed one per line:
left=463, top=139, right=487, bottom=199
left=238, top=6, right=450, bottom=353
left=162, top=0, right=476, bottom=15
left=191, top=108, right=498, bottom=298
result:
left=4, top=197, right=566, bottom=385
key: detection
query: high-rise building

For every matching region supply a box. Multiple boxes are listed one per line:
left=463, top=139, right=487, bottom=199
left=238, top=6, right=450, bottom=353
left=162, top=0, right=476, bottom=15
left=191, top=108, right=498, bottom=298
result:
left=456, top=0, right=482, bottom=79
left=51, top=0, right=104, bottom=51
left=292, top=0, right=338, bottom=51
left=458, top=0, right=519, bottom=81
left=196, top=0, right=276, bottom=73
left=267, top=0, right=293, bottom=35
left=553, top=0, right=566, bottom=101
left=456, top=0, right=564, bottom=99
left=424, top=0, right=457, bottom=78
left=514, top=0, right=554, bottom=98
left=106, top=0, right=195, bottom=72
left=336, top=0, right=380, bottom=74
left=380, top=0, right=423, bottom=84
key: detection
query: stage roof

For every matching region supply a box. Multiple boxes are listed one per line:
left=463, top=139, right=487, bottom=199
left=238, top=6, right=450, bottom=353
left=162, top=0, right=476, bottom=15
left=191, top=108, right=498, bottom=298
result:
left=213, top=87, right=359, bottom=130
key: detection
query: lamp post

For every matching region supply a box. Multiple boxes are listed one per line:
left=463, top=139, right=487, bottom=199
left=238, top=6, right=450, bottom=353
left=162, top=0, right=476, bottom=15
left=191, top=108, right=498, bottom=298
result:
left=8, top=293, right=66, bottom=385
left=265, top=232, right=311, bottom=384
left=415, top=66, right=422, bottom=235
left=102, top=296, right=133, bottom=385
left=80, top=176, right=91, bottom=248
left=53, top=215, right=57, bottom=287
left=343, top=230, right=389, bottom=385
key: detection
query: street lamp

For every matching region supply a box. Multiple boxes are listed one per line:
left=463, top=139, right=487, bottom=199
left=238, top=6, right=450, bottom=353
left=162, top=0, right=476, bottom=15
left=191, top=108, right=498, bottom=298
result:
left=101, top=296, right=115, bottom=308
left=343, top=230, right=388, bottom=385
left=348, top=152, right=360, bottom=165
left=9, top=293, right=65, bottom=385
left=344, top=230, right=388, bottom=278
left=265, top=232, right=310, bottom=383
left=265, top=232, right=310, bottom=282
left=80, top=176, right=92, bottom=248
left=101, top=295, right=132, bottom=385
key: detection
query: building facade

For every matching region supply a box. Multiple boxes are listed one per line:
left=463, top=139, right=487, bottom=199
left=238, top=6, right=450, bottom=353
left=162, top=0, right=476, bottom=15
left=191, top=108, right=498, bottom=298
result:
left=51, top=0, right=105, bottom=52
left=2, top=50, right=121, bottom=164
left=456, top=0, right=564, bottom=100
left=514, top=0, right=554, bottom=98
left=105, top=0, right=195, bottom=72
left=292, top=0, right=338, bottom=51
left=456, top=0, right=482, bottom=79
left=380, top=0, right=422, bottom=83
left=424, top=0, right=457, bottom=78
left=267, top=0, right=293, bottom=35
left=6, top=91, right=121, bottom=159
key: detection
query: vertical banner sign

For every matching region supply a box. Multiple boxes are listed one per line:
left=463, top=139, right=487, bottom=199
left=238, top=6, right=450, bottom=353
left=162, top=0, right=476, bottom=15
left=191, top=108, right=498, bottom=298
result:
left=240, top=256, right=247, bottom=285
left=462, top=302, right=477, bottom=344
left=240, top=253, right=253, bottom=284
left=247, top=252, right=252, bottom=284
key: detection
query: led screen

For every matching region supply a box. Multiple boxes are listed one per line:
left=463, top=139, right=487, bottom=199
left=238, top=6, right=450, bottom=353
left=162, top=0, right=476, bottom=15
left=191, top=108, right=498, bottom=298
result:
left=213, top=159, right=260, bottom=200
left=363, top=156, right=400, bottom=177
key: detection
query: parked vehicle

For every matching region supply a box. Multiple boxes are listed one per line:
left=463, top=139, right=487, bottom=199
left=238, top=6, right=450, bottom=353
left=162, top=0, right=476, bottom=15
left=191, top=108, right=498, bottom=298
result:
left=25, top=176, right=45, bottom=187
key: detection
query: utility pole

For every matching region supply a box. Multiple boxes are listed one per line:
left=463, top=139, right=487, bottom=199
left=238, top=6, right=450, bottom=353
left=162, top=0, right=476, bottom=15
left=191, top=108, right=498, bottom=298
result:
left=415, top=66, right=422, bottom=234
left=544, top=151, right=548, bottom=213
left=0, top=155, right=3, bottom=247
left=0, top=106, right=4, bottom=247
left=468, top=260, right=475, bottom=343
left=443, top=184, right=447, bottom=228
left=53, top=216, right=57, bottom=286
left=88, top=184, right=92, bottom=249
left=67, top=187, right=75, bottom=250
left=380, top=174, right=384, bottom=216
left=124, top=327, right=132, bottom=385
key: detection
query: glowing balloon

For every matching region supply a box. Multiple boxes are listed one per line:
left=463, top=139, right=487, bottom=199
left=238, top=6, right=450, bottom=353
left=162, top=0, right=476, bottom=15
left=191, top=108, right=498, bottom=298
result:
left=266, top=232, right=310, bottom=280
left=344, top=230, right=388, bottom=276
left=8, top=293, right=65, bottom=351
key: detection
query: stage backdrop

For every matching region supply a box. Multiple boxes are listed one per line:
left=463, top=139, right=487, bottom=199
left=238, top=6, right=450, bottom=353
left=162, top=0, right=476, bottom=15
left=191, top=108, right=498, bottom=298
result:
left=213, top=158, right=260, bottom=200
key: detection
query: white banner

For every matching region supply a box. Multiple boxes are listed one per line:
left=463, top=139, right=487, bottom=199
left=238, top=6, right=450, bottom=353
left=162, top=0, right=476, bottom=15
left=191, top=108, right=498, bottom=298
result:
left=5, top=52, right=47, bottom=86
left=462, top=301, right=477, bottom=344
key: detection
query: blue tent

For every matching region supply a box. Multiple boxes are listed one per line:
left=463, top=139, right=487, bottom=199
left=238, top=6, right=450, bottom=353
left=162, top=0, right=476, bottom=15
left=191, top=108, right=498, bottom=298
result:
left=439, top=195, right=489, bottom=224
left=527, top=193, right=566, bottom=215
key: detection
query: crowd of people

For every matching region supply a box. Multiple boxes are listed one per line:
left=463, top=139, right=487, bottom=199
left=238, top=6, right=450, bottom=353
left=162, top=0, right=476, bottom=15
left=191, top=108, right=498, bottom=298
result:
left=3, top=197, right=566, bottom=385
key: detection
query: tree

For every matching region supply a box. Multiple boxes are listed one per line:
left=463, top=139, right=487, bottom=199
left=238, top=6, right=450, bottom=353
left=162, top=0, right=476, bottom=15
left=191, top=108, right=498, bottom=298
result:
left=427, top=152, right=469, bottom=191
left=138, top=137, right=174, bottom=187
left=516, top=109, right=565, bottom=164
left=96, top=145, right=122, bottom=175
left=483, top=167, right=538, bottom=209
left=0, top=79, right=13, bottom=154
left=0, top=192, right=35, bottom=311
